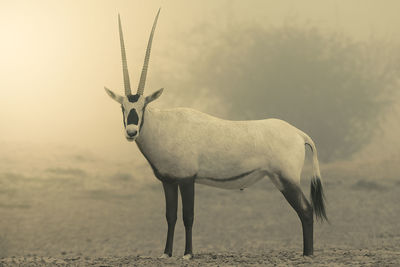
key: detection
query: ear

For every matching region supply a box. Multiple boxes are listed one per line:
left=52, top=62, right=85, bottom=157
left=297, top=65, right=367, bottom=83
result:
left=104, top=86, right=124, bottom=104
left=145, top=88, right=164, bottom=106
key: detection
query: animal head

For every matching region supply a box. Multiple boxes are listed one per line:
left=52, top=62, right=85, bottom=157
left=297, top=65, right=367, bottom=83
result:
left=105, top=9, right=163, bottom=142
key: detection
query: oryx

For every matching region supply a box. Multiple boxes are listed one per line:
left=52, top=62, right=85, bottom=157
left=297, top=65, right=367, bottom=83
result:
left=104, top=9, right=327, bottom=259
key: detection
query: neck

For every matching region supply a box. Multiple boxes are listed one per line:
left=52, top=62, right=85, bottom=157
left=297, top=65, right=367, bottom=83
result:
left=135, top=106, right=156, bottom=154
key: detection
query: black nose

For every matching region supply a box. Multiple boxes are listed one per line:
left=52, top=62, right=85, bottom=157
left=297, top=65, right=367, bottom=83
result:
left=127, top=130, right=137, bottom=137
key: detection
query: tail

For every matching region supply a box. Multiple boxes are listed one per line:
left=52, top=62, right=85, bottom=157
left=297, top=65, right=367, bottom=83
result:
left=302, top=133, right=328, bottom=222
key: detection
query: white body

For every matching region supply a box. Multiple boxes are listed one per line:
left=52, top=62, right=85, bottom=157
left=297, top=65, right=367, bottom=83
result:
left=136, top=107, right=311, bottom=190
left=105, top=11, right=326, bottom=257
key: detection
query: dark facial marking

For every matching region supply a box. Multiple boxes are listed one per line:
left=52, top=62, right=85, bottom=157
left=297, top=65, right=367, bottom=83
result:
left=127, top=94, right=140, bottom=103
left=121, top=106, right=126, bottom=127
left=127, top=108, right=139, bottom=125
left=140, top=107, right=146, bottom=129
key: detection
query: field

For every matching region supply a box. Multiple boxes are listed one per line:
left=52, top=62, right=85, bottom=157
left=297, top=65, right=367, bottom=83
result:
left=0, top=142, right=399, bottom=266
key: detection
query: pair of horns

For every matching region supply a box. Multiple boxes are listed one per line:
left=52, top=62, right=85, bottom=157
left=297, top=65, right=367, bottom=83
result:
left=118, top=8, right=160, bottom=96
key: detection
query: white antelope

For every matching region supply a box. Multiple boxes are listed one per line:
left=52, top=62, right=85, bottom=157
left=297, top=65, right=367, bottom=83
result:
left=104, top=9, right=327, bottom=259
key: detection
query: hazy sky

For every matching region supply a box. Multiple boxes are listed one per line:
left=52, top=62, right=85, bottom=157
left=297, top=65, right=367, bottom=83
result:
left=1, top=0, right=400, bottom=152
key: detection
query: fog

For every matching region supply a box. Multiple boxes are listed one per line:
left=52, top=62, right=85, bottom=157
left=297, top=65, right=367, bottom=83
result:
left=1, top=0, right=400, bottom=161
left=1, top=1, right=400, bottom=262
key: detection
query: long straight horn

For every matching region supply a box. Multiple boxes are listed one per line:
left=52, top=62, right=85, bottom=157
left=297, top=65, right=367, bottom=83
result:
left=137, top=8, right=161, bottom=95
left=118, top=14, right=132, bottom=96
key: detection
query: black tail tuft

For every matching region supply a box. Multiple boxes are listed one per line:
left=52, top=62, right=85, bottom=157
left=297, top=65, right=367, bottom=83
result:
left=310, top=176, right=328, bottom=222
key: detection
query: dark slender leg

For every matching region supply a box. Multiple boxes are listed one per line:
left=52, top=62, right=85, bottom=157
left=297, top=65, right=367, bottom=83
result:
left=162, top=182, right=178, bottom=257
left=280, top=180, right=314, bottom=256
left=179, top=181, right=195, bottom=257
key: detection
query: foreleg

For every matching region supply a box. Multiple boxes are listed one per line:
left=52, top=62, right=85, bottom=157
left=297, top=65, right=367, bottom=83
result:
left=161, top=181, right=178, bottom=257
left=179, top=180, right=195, bottom=259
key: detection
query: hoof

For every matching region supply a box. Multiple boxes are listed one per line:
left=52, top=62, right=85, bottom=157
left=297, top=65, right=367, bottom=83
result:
left=182, top=254, right=193, bottom=260
left=159, top=253, right=171, bottom=259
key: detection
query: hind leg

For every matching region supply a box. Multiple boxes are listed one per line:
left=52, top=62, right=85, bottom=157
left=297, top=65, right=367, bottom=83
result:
left=280, top=178, right=314, bottom=256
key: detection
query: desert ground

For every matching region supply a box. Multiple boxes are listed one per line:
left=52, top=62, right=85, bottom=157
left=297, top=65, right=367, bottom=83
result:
left=0, top=142, right=399, bottom=266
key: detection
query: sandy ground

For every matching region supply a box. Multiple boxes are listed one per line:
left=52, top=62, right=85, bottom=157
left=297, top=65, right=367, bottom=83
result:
left=0, top=142, right=399, bottom=266
left=1, top=248, right=400, bottom=266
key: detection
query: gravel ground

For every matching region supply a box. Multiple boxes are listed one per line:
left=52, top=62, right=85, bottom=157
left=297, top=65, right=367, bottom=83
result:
left=0, top=144, right=399, bottom=266
left=1, top=248, right=399, bottom=266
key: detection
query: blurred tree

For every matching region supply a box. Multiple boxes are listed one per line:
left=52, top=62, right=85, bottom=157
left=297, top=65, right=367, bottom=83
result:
left=177, top=24, right=399, bottom=162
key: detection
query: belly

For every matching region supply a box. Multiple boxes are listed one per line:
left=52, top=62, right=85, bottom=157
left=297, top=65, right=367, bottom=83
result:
left=195, top=170, right=266, bottom=190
